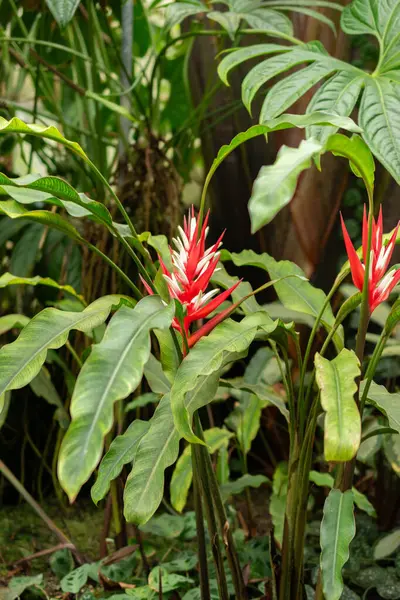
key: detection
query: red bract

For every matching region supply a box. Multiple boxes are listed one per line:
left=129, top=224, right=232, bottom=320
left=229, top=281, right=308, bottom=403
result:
left=341, top=207, right=400, bottom=313
left=142, top=207, right=240, bottom=347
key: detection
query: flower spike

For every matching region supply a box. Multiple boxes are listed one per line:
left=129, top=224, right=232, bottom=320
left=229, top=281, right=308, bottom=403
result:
left=142, top=206, right=240, bottom=346
left=341, top=207, right=400, bottom=313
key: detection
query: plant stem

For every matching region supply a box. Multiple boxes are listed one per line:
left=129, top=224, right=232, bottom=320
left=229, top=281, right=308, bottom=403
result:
left=193, top=442, right=229, bottom=600
left=192, top=447, right=211, bottom=600
left=194, top=413, right=247, bottom=599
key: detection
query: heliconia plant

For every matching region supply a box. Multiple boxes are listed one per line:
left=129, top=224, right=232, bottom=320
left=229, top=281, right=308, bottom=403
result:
left=1, top=6, right=400, bottom=596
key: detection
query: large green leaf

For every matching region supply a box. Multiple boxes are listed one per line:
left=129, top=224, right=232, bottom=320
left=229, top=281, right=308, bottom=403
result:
left=0, top=295, right=125, bottom=398
left=201, top=112, right=360, bottom=207
left=248, top=138, right=323, bottom=232
left=362, top=381, right=400, bottom=433
left=220, top=474, right=269, bottom=502
left=0, top=272, right=83, bottom=302
left=0, top=200, right=81, bottom=241
left=324, top=134, right=375, bottom=198
left=309, top=470, right=376, bottom=517
left=58, top=297, right=174, bottom=502
left=320, top=489, right=356, bottom=600
left=223, top=249, right=344, bottom=351
left=218, top=44, right=290, bottom=85
left=91, top=420, right=150, bottom=504
left=171, top=312, right=278, bottom=444
left=144, top=354, right=171, bottom=394
left=0, top=314, right=30, bottom=335
left=165, top=0, right=205, bottom=29
left=359, top=78, right=400, bottom=184
left=306, top=72, right=365, bottom=144
left=124, top=394, right=180, bottom=525
left=260, top=62, right=335, bottom=122
left=0, top=117, right=88, bottom=163
left=45, top=0, right=81, bottom=26
left=0, top=172, right=112, bottom=226
left=170, top=428, right=234, bottom=512
left=315, top=349, right=361, bottom=462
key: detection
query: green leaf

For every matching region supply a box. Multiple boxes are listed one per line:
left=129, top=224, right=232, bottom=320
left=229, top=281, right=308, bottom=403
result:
left=220, top=474, right=269, bottom=502
left=144, top=354, right=171, bottom=394
left=0, top=314, right=30, bottom=335
left=0, top=172, right=113, bottom=227
left=201, top=112, right=360, bottom=205
left=125, top=393, right=160, bottom=412
left=306, top=72, right=364, bottom=145
left=225, top=394, right=263, bottom=454
left=58, top=297, right=174, bottom=502
left=315, top=349, right=361, bottom=461
left=171, top=312, right=278, bottom=444
left=0, top=116, right=89, bottom=163
left=60, top=564, right=89, bottom=594
left=0, top=272, right=83, bottom=302
left=359, top=78, right=400, bottom=184
left=243, top=8, right=293, bottom=35
left=45, top=0, right=81, bottom=27
left=320, top=489, right=356, bottom=600
left=91, top=420, right=150, bottom=504
left=170, top=427, right=233, bottom=512
left=140, top=513, right=185, bottom=539
left=223, top=249, right=344, bottom=352
left=0, top=200, right=82, bottom=241
left=260, top=62, right=335, bottom=122
left=208, top=11, right=241, bottom=39
left=148, top=567, right=194, bottom=593
left=6, top=575, right=44, bottom=600
left=0, top=391, right=11, bottom=430
left=362, top=381, right=400, bottom=433
left=0, top=295, right=125, bottom=398
left=374, top=530, right=400, bottom=560
left=325, top=134, right=375, bottom=197
left=30, top=366, right=69, bottom=428
left=248, top=138, right=323, bottom=231
left=124, top=394, right=180, bottom=525
left=50, top=548, right=74, bottom=580
left=165, top=0, right=205, bottom=29
left=218, top=43, right=289, bottom=86
left=309, top=471, right=376, bottom=517
left=384, top=432, right=400, bottom=477
left=242, top=51, right=315, bottom=114
left=269, top=462, right=288, bottom=546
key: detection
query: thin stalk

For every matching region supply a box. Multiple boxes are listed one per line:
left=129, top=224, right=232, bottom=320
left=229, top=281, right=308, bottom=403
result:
left=66, top=341, right=83, bottom=369
left=194, top=414, right=247, bottom=599
left=192, top=447, right=211, bottom=600
left=193, top=442, right=229, bottom=600
left=85, top=241, right=142, bottom=299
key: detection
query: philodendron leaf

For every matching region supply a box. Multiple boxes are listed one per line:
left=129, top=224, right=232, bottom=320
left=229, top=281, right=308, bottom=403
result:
left=171, top=312, right=278, bottom=444
left=315, top=349, right=361, bottom=461
left=124, top=394, right=180, bottom=525
left=58, top=297, right=174, bottom=502
left=0, top=295, right=126, bottom=398
left=170, top=427, right=234, bottom=512
left=320, top=489, right=356, bottom=600
left=362, top=380, right=400, bottom=433
left=248, top=138, right=323, bottom=232
left=45, top=0, right=81, bottom=26
left=91, top=420, right=150, bottom=504
left=223, top=249, right=344, bottom=352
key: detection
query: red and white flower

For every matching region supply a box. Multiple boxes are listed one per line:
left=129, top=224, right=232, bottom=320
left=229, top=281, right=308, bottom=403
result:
left=142, top=207, right=240, bottom=348
left=341, top=207, right=400, bottom=313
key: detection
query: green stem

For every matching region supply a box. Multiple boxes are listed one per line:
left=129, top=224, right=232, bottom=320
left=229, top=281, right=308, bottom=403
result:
left=192, top=447, right=211, bottom=600
left=194, top=414, right=247, bottom=599
left=193, top=441, right=229, bottom=600
left=85, top=241, right=142, bottom=299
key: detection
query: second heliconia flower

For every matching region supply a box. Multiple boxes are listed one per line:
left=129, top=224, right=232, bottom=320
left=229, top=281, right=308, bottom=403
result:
left=141, top=207, right=240, bottom=349
left=341, top=206, right=400, bottom=314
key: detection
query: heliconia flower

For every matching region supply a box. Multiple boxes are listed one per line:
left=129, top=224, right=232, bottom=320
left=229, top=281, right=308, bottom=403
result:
left=340, top=206, right=400, bottom=313
left=141, top=206, right=240, bottom=348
